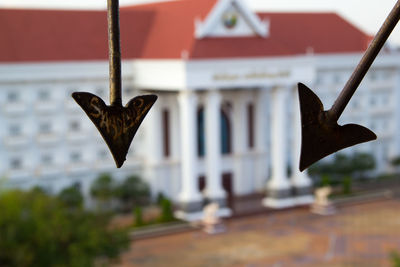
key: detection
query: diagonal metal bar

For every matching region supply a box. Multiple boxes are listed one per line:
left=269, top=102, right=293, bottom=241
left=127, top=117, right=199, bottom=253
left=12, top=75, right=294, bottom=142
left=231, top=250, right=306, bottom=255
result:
left=328, top=0, right=400, bottom=122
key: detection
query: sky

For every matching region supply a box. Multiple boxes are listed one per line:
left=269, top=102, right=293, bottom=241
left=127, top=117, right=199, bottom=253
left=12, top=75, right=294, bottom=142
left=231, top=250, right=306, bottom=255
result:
left=1, top=0, right=400, bottom=45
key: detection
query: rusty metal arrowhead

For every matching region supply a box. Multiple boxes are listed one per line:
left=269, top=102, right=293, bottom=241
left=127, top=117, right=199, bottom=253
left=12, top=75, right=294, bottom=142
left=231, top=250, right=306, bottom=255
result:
left=298, top=83, right=376, bottom=171
left=72, top=92, right=157, bottom=168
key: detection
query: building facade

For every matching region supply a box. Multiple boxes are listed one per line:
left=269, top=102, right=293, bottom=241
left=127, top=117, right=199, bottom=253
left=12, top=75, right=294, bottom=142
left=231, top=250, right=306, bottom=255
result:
left=1, top=0, right=400, bottom=219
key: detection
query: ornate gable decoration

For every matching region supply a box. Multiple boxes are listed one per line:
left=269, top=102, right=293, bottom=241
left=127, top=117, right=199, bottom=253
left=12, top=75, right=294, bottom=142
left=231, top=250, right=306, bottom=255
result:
left=195, top=0, right=269, bottom=39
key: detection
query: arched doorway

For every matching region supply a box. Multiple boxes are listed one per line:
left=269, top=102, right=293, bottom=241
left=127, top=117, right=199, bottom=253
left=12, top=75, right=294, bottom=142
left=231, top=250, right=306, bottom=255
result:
left=197, top=107, right=231, bottom=157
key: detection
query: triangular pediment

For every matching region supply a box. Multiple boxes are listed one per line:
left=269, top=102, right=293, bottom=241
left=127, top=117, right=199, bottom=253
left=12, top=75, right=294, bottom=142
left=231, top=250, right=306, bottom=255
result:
left=195, top=0, right=269, bottom=39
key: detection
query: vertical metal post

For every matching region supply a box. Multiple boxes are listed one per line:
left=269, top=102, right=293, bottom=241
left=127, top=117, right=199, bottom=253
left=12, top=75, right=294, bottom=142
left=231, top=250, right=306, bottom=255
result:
left=107, top=0, right=122, bottom=107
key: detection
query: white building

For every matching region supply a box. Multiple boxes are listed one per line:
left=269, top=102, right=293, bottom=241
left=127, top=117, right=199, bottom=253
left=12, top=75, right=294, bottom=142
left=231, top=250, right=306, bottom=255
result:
left=1, top=0, right=400, bottom=219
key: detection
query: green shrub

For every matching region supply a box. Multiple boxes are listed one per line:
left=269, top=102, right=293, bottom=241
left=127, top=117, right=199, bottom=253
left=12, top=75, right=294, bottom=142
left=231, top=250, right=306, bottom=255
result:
left=158, top=198, right=174, bottom=223
left=309, top=153, right=375, bottom=179
left=342, top=175, right=352, bottom=195
left=0, top=188, right=129, bottom=267
left=321, top=174, right=331, bottom=187
left=134, top=206, right=144, bottom=226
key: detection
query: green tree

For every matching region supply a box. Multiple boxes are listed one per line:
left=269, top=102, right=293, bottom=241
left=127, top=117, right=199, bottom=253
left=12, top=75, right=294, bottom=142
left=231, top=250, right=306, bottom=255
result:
left=0, top=189, right=129, bottom=267
left=133, top=206, right=144, bottom=227
left=342, top=175, right=352, bottom=195
left=158, top=198, right=174, bottom=223
left=115, top=175, right=150, bottom=212
left=90, top=173, right=116, bottom=210
left=58, top=184, right=83, bottom=209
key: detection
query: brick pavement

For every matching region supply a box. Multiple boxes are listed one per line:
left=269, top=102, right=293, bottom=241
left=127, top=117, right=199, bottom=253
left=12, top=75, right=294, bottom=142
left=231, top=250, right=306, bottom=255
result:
left=115, top=199, right=400, bottom=267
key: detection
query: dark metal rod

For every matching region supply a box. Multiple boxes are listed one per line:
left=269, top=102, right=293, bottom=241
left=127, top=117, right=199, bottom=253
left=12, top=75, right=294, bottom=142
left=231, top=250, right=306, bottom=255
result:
left=328, top=0, right=400, bottom=121
left=108, top=0, right=122, bottom=107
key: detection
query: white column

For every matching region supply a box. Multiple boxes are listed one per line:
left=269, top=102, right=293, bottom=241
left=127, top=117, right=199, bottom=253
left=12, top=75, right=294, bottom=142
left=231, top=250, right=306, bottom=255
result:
left=170, top=97, right=180, bottom=159
left=143, top=100, right=163, bottom=197
left=145, top=101, right=162, bottom=163
left=255, top=88, right=269, bottom=191
left=205, top=89, right=226, bottom=202
left=177, top=90, right=202, bottom=208
left=232, top=92, right=248, bottom=195
left=291, top=86, right=313, bottom=205
left=263, top=86, right=292, bottom=208
left=269, top=87, right=290, bottom=189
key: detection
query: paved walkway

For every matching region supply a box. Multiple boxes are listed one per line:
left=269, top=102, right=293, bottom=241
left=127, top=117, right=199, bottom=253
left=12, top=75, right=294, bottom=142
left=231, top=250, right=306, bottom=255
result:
left=116, top=199, right=400, bottom=267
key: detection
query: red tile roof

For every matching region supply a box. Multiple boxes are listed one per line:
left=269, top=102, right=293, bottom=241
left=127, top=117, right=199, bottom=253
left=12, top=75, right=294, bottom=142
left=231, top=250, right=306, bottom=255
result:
left=0, top=0, right=371, bottom=63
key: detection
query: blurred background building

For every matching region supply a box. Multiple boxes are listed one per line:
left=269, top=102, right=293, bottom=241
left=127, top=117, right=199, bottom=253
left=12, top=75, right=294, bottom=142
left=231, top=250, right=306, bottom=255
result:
left=1, top=0, right=400, bottom=220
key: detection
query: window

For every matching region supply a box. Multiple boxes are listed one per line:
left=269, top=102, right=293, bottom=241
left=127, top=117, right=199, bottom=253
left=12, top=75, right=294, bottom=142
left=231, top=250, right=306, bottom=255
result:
left=220, top=111, right=231, bottom=154
left=9, top=124, right=21, bottom=136
left=162, top=109, right=170, bottom=157
left=382, top=71, right=391, bottom=80
left=197, top=108, right=205, bottom=157
left=41, top=154, right=53, bottom=165
left=98, top=149, right=108, bottom=160
left=70, top=152, right=81, bottom=163
left=247, top=103, right=254, bottom=149
left=7, top=91, right=19, bottom=102
left=382, top=94, right=389, bottom=106
left=39, top=122, right=51, bottom=134
left=370, top=97, right=376, bottom=106
left=316, top=72, right=329, bottom=85
left=69, top=121, right=80, bottom=131
left=10, top=158, right=22, bottom=169
left=333, top=73, right=341, bottom=83
left=38, top=89, right=50, bottom=100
